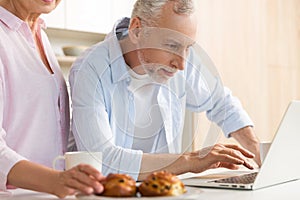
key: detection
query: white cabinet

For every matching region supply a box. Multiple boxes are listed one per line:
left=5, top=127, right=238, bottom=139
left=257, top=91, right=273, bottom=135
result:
left=42, top=0, right=136, bottom=33
left=110, top=0, right=136, bottom=24
left=65, top=0, right=112, bottom=33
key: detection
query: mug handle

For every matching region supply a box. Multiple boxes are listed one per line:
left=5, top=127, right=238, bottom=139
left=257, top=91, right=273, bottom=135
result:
left=52, top=155, right=65, bottom=170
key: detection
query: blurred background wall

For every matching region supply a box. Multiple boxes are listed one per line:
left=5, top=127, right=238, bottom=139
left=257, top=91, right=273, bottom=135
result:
left=192, top=0, right=300, bottom=149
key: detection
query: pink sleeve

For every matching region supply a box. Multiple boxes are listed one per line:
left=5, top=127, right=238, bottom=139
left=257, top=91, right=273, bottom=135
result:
left=0, top=76, right=26, bottom=191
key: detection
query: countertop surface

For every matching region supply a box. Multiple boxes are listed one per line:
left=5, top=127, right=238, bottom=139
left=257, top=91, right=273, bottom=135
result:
left=2, top=169, right=300, bottom=200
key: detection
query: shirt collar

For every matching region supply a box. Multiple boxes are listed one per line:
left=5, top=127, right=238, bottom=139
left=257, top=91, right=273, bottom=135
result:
left=107, top=18, right=131, bottom=83
left=0, top=6, right=46, bottom=31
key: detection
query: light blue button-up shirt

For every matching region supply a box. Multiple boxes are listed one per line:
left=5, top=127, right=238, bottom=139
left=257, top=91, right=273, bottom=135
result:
left=69, top=18, right=253, bottom=180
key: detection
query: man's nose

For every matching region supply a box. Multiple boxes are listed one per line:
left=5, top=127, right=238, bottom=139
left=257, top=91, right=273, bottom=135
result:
left=171, top=51, right=186, bottom=71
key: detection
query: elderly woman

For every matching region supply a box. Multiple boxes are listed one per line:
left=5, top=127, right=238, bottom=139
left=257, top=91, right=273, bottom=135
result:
left=0, top=0, right=104, bottom=198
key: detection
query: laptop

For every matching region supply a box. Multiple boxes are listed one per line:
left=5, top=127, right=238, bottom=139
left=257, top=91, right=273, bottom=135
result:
left=182, top=100, right=300, bottom=190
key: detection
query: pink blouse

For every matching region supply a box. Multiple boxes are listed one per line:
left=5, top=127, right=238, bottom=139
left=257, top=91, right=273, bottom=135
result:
left=0, top=6, right=70, bottom=190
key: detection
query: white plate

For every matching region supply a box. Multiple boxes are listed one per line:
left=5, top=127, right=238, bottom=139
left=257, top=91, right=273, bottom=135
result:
left=76, top=186, right=203, bottom=200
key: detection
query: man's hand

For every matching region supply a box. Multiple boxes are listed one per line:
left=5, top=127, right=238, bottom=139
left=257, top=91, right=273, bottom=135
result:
left=186, top=143, right=255, bottom=173
left=230, top=126, right=261, bottom=166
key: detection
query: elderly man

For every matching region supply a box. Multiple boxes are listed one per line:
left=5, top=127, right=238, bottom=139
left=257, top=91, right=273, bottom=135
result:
left=69, top=0, right=260, bottom=180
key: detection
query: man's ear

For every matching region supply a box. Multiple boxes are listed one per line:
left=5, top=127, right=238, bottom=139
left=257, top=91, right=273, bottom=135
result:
left=128, top=17, right=142, bottom=44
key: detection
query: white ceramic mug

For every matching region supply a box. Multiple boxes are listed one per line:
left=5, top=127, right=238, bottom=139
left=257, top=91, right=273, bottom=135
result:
left=260, top=142, right=272, bottom=163
left=53, top=151, right=102, bottom=172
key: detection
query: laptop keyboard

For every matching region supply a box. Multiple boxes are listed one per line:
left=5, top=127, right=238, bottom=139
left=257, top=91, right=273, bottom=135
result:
left=212, top=172, right=258, bottom=184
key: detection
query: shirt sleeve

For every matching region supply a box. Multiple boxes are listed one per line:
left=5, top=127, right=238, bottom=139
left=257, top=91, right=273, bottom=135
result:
left=0, top=75, right=26, bottom=191
left=185, top=47, right=254, bottom=137
left=69, top=60, right=143, bottom=180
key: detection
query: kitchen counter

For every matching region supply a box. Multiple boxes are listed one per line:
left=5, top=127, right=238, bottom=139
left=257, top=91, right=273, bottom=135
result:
left=3, top=180, right=300, bottom=200
left=3, top=169, right=300, bottom=200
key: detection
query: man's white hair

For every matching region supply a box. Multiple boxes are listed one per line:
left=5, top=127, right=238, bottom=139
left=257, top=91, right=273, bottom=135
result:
left=131, top=0, right=195, bottom=26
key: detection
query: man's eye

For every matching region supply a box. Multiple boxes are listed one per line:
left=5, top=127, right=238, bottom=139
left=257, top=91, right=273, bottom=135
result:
left=165, top=44, right=179, bottom=50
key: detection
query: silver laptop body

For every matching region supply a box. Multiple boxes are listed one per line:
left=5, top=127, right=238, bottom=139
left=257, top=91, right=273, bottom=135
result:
left=182, top=100, right=300, bottom=190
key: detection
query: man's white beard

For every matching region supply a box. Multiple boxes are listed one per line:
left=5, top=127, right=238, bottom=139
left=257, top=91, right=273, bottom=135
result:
left=137, top=51, right=175, bottom=84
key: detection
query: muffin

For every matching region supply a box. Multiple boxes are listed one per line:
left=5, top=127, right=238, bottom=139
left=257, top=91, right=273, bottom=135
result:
left=138, top=171, right=186, bottom=196
left=100, top=173, right=137, bottom=197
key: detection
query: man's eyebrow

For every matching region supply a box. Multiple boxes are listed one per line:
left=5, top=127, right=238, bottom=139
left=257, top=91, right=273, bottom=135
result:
left=163, top=38, right=195, bottom=48
left=164, top=38, right=181, bottom=44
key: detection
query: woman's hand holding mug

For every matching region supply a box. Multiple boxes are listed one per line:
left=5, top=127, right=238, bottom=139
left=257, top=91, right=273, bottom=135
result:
left=52, top=151, right=104, bottom=198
